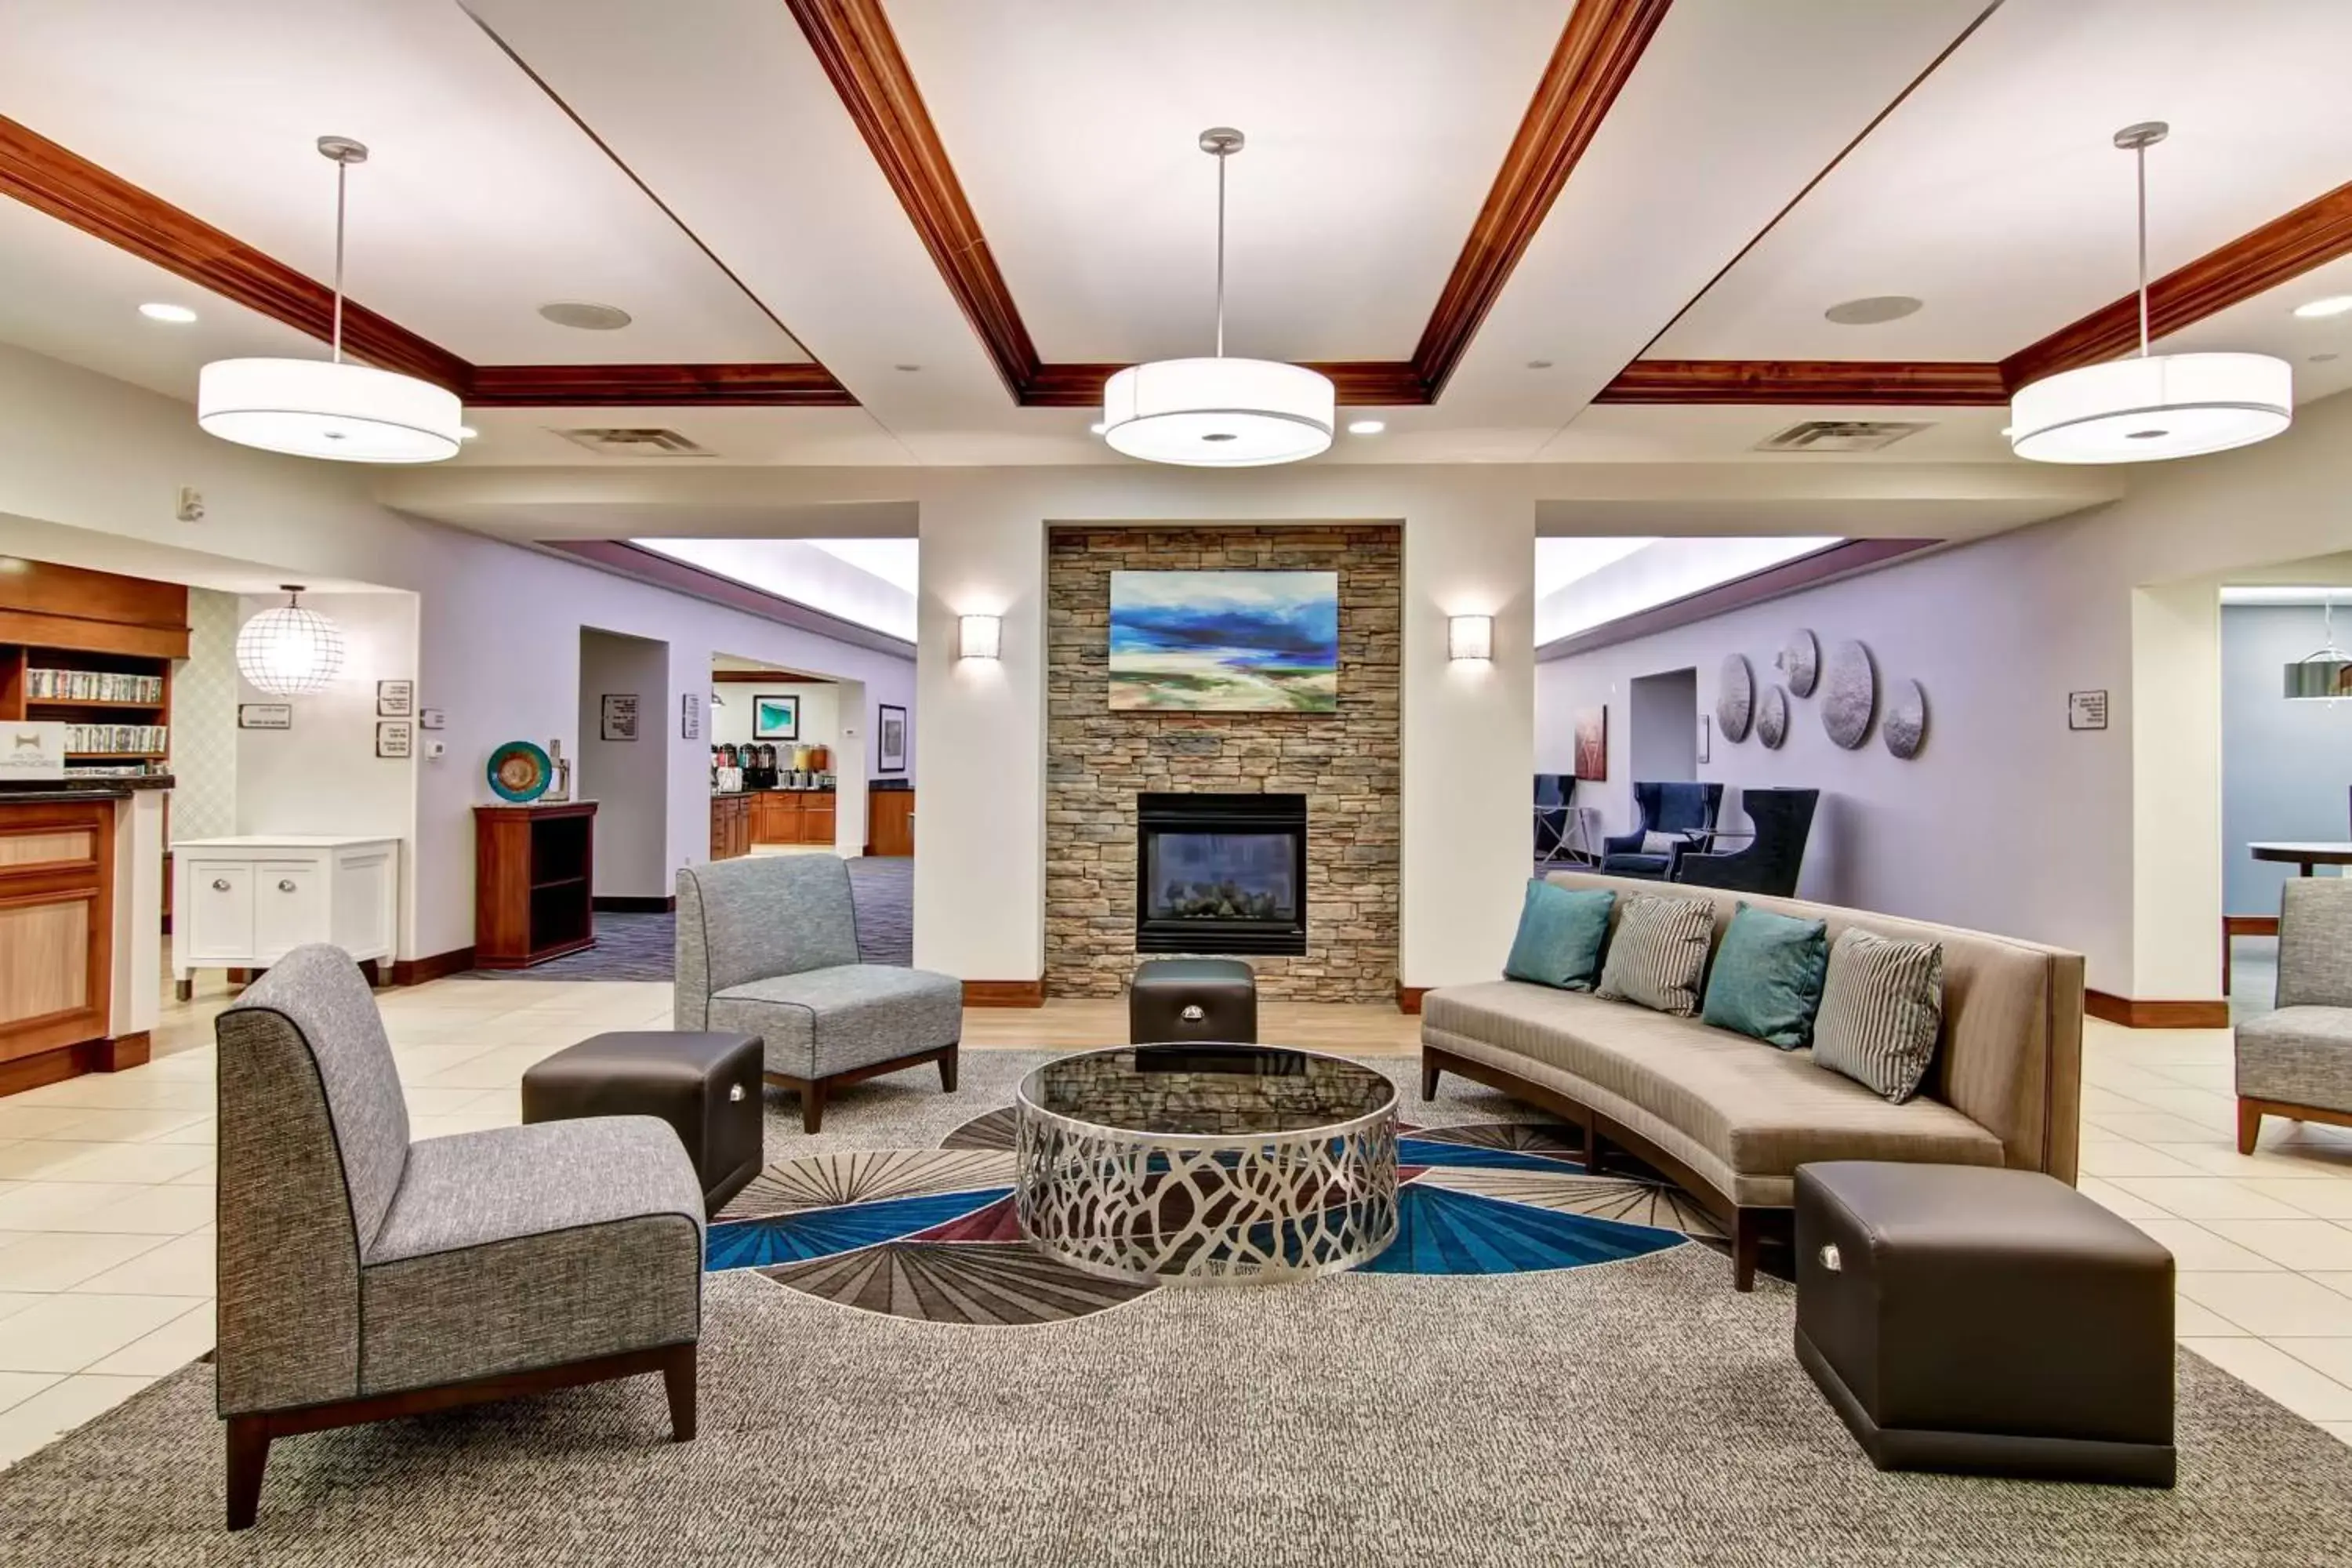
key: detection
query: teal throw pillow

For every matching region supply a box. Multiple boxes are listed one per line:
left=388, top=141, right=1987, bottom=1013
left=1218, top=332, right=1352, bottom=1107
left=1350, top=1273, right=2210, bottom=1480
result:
left=1503, top=880, right=1615, bottom=991
left=1700, top=902, right=1830, bottom=1050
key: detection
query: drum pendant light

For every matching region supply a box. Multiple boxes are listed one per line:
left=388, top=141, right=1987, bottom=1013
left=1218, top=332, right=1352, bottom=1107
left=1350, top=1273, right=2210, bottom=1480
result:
left=2009, top=123, right=2290, bottom=464
left=199, top=137, right=463, bottom=463
left=1100, top=129, right=1334, bottom=467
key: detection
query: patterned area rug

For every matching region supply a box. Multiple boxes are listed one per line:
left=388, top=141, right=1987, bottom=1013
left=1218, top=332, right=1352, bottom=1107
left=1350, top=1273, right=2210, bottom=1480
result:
left=710, top=1099, right=1719, bottom=1324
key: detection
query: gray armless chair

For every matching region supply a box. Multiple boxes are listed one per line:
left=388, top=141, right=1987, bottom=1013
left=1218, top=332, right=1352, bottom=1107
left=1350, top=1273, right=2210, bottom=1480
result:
left=2236, top=877, right=2352, bottom=1152
left=216, top=946, right=703, bottom=1531
left=676, top=854, right=961, bottom=1133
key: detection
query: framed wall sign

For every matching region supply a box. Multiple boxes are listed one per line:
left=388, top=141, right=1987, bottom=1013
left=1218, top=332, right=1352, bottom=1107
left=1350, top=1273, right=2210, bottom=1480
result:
left=878, top=703, right=907, bottom=773
left=681, top=691, right=703, bottom=741
left=601, top=693, right=640, bottom=742
left=2067, top=690, right=2109, bottom=731
left=376, top=680, right=416, bottom=718
left=752, top=693, right=800, bottom=741
left=376, top=720, right=413, bottom=759
left=238, top=702, right=293, bottom=731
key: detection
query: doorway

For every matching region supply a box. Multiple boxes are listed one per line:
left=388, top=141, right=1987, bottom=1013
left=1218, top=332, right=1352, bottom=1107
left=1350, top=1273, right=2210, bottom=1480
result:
left=1628, top=669, right=1699, bottom=784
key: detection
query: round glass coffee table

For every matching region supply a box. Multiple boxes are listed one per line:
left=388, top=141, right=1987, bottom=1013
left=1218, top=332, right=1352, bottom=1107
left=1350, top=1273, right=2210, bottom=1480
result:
left=1014, top=1044, right=1399, bottom=1286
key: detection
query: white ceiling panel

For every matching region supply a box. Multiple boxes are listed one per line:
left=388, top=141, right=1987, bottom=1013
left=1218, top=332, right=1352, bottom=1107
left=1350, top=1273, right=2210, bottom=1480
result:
left=1650, top=0, right=2352, bottom=361
left=884, top=0, right=1565, bottom=363
left=0, top=0, right=810, bottom=365
left=451, top=406, right=917, bottom=467
left=1544, top=403, right=2015, bottom=463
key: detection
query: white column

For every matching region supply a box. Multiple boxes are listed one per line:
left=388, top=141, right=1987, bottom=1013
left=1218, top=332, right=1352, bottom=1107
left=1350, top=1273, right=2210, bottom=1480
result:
left=913, top=491, right=1047, bottom=983
left=1400, top=498, right=1535, bottom=989
left=2129, top=579, right=2224, bottom=1002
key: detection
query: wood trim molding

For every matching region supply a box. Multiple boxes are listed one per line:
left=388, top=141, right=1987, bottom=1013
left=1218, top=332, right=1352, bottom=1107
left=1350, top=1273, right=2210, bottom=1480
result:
left=0, top=1031, right=147, bottom=1097
left=962, top=978, right=1045, bottom=1007
left=0, top=112, right=855, bottom=409
left=387, top=946, right=477, bottom=987
left=2003, top=180, right=2352, bottom=393
left=1396, top=985, right=1429, bottom=1015
left=2223, top=915, right=2280, bottom=938
left=1410, top=0, right=1673, bottom=399
left=1593, top=359, right=2009, bottom=405
left=2085, top=990, right=2230, bottom=1030
left=1537, top=538, right=1937, bottom=660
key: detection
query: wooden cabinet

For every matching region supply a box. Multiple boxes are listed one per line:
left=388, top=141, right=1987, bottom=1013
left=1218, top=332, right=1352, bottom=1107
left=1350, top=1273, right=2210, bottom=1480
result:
left=0, top=798, right=114, bottom=1068
left=171, top=836, right=400, bottom=996
left=747, top=789, right=837, bottom=848
left=710, top=794, right=751, bottom=860
left=474, top=804, right=597, bottom=969
left=868, top=788, right=915, bottom=857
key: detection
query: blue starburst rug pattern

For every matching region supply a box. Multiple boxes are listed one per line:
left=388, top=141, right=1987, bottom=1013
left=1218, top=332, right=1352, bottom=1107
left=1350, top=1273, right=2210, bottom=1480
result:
left=706, top=1112, right=1717, bottom=1324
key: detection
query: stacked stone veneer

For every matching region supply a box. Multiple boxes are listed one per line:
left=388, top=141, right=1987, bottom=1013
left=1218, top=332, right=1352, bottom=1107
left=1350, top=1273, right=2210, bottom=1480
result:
left=1045, top=524, right=1401, bottom=1002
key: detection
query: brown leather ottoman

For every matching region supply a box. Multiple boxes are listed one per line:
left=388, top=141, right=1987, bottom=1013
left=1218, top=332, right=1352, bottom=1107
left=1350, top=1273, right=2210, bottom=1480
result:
left=1795, top=1161, right=2176, bottom=1487
left=1130, top=958, right=1257, bottom=1045
left=521, top=1032, right=764, bottom=1216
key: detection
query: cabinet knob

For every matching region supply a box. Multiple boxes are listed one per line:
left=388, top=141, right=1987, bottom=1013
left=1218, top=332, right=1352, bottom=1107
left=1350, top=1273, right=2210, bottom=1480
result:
left=211, top=878, right=230, bottom=891
left=1819, top=1243, right=1843, bottom=1272
left=728, top=1083, right=746, bottom=1103
left=278, top=879, right=297, bottom=893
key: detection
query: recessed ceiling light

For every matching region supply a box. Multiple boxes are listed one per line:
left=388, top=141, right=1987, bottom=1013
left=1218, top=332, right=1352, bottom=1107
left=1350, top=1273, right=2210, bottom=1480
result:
left=139, top=302, right=198, bottom=324
left=1087, top=422, right=1107, bottom=434
left=2292, top=295, right=2352, bottom=320
left=457, top=425, right=478, bottom=440
left=1526, top=359, right=1554, bottom=370
left=1824, top=295, right=1923, bottom=325
left=537, top=301, right=633, bottom=331
left=1346, top=419, right=1385, bottom=435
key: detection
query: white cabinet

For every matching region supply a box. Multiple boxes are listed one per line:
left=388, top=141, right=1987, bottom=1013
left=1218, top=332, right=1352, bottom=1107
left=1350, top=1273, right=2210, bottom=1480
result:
left=172, top=837, right=398, bottom=996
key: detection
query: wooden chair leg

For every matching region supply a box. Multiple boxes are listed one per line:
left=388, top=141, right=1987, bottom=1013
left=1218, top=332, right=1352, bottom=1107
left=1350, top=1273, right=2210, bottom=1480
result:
left=662, top=1344, right=697, bottom=1443
left=1731, top=1209, right=1761, bottom=1293
left=801, top=1078, right=826, bottom=1135
left=938, top=1045, right=959, bottom=1093
left=1420, top=1057, right=1441, bottom=1101
left=2238, top=1098, right=2263, bottom=1156
left=225, top=1416, right=270, bottom=1531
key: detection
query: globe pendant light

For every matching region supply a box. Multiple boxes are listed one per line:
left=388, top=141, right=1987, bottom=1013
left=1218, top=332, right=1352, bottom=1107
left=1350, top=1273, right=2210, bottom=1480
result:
left=199, top=137, right=463, bottom=463
left=236, top=585, right=346, bottom=697
left=2285, top=597, right=2352, bottom=700
left=2009, top=123, right=2290, bottom=464
left=1100, top=129, right=1334, bottom=467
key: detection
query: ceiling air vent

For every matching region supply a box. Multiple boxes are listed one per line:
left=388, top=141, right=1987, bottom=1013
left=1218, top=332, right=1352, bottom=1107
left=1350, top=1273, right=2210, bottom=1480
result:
left=1754, top=420, right=1928, bottom=453
left=554, top=427, right=714, bottom=458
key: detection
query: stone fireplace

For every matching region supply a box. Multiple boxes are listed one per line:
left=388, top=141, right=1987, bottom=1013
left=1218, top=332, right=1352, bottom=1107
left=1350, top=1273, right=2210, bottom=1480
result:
left=1135, top=792, right=1308, bottom=956
left=1046, top=524, right=1400, bottom=1002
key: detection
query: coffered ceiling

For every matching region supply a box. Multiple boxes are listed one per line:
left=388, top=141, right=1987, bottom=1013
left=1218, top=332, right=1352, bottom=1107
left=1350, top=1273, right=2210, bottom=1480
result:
left=0, top=0, right=2345, bottom=474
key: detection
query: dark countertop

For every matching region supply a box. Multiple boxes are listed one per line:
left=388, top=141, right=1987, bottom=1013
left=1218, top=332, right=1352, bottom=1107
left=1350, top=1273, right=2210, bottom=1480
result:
left=0, top=774, right=174, bottom=800
left=712, top=786, right=836, bottom=797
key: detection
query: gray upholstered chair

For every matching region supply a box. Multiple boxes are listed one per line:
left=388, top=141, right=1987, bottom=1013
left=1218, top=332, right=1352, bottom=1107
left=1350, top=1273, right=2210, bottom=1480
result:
left=2236, top=878, right=2352, bottom=1152
left=215, top=946, right=703, bottom=1531
left=676, top=854, right=961, bottom=1132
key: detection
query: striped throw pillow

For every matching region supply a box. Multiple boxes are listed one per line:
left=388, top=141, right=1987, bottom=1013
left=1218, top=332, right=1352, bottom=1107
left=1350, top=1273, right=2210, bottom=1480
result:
left=1812, top=929, right=1945, bottom=1103
left=1595, top=895, right=1716, bottom=1016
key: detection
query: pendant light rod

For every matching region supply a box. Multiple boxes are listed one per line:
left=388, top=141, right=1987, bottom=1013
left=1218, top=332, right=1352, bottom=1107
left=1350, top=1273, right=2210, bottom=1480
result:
left=2114, top=121, right=2167, bottom=358
left=1200, top=127, right=1243, bottom=360
left=316, top=136, right=368, bottom=366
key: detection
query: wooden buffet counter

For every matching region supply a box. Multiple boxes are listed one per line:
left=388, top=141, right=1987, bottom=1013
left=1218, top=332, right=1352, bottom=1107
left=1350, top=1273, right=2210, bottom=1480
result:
left=710, top=789, right=837, bottom=858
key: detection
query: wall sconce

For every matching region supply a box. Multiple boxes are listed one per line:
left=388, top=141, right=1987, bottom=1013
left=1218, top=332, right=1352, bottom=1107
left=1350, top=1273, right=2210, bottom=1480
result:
left=1447, top=614, right=1494, bottom=662
left=958, top=614, right=1003, bottom=660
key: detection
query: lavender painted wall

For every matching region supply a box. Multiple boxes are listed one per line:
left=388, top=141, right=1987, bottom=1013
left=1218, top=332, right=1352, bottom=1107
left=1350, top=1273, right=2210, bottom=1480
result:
left=2221, top=604, right=2352, bottom=918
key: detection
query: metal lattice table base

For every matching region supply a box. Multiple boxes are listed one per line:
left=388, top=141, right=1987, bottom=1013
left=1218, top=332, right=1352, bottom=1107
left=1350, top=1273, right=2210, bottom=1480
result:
left=1015, top=1109, right=1399, bottom=1287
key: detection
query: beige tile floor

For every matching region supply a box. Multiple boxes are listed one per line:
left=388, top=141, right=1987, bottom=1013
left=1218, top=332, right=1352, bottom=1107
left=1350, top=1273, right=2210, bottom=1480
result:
left=3, top=981, right=2351, bottom=1468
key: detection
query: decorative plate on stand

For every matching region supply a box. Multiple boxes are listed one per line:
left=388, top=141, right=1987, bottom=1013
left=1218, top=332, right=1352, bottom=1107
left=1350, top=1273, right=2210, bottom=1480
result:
left=1716, top=655, right=1755, bottom=742
left=487, top=740, right=553, bottom=803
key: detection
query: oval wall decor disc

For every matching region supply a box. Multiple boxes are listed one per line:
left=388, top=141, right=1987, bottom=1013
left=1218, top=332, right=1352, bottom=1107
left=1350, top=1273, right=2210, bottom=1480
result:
left=1716, top=654, right=1755, bottom=742
left=1757, top=684, right=1790, bottom=750
left=487, top=740, right=553, bottom=803
left=1883, top=678, right=1928, bottom=760
left=1779, top=630, right=1820, bottom=698
left=1821, top=640, right=1877, bottom=750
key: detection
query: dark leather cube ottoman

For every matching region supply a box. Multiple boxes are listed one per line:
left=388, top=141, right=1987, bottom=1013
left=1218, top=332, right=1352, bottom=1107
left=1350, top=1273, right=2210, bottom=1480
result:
left=522, top=1032, right=764, bottom=1216
left=1795, top=1162, right=2175, bottom=1487
left=1130, top=958, right=1257, bottom=1044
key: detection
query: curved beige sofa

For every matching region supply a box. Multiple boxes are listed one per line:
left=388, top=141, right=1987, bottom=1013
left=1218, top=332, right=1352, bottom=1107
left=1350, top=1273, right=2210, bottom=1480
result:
left=1421, top=872, right=2083, bottom=1290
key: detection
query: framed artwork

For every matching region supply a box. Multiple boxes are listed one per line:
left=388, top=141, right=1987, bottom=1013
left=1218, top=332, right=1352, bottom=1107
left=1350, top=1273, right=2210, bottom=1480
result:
left=238, top=702, right=292, bottom=731
left=680, top=691, right=702, bottom=741
left=877, top=703, right=908, bottom=773
left=600, top=693, right=639, bottom=742
left=1107, top=569, right=1338, bottom=712
left=752, top=694, right=800, bottom=741
left=375, top=720, right=413, bottom=760
left=2068, top=690, right=2108, bottom=731
left=1573, top=706, right=1608, bottom=781
left=376, top=679, right=415, bottom=718
left=1696, top=713, right=1711, bottom=765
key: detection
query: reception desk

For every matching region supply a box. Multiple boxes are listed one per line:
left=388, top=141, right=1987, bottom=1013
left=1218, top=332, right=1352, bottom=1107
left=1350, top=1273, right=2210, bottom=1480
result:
left=0, top=778, right=167, bottom=1094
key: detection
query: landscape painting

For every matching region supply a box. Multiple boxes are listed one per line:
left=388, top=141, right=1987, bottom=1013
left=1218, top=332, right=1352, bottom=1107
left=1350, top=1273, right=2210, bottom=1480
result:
left=1108, top=570, right=1339, bottom=712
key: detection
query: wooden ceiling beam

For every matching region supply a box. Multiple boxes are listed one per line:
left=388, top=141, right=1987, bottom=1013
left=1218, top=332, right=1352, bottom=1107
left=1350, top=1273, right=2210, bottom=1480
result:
left=1593, top=359, right=2009, bottom=405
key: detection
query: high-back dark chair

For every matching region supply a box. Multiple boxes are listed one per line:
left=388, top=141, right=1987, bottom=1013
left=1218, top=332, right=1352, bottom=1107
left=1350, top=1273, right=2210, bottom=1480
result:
left=1599, top=781, right=1724, bottom=880
left=1534, top=773, right=1577, bottom=860
left=1677, top=787, right=1820, bottom=897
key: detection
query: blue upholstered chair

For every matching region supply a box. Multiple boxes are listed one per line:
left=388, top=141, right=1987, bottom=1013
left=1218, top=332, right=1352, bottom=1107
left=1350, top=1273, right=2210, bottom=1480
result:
left=1599, top=781, right=1724, bottom=880
left=1676, top=787, right=1820, bottom=897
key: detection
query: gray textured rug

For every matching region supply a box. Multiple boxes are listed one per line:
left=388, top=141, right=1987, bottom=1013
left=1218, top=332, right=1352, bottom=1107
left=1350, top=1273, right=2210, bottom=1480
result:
left=7, top=1056, right=2351, bottom=1565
